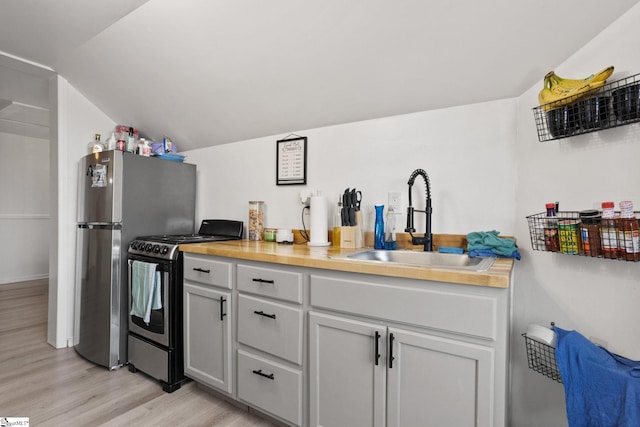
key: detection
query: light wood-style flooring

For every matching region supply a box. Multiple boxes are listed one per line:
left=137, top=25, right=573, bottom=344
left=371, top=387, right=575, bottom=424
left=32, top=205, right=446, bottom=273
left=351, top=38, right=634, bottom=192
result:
left=0, top=279, right=275, bottom=426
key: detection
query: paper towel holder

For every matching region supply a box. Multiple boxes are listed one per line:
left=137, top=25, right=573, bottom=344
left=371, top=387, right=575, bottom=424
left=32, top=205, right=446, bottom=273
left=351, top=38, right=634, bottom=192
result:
left=308, top=194, right=331, bottom=246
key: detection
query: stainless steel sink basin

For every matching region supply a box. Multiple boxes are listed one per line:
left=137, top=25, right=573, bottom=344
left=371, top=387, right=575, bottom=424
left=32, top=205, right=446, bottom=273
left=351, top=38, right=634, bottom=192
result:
left=332, top=249, right=495, bottom=272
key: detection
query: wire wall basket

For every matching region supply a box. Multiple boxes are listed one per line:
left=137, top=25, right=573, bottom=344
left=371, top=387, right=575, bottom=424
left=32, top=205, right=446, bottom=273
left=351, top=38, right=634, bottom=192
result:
left=533, top=72, right=640, bottom=142
left=526, top=211, right=640, bottom=262
left=522, top=333, right=562, bottom=384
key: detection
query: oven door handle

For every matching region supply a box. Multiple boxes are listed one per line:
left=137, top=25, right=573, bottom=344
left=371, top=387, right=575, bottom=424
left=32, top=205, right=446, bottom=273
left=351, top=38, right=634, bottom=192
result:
left=219, top=296, right=227, bottom=321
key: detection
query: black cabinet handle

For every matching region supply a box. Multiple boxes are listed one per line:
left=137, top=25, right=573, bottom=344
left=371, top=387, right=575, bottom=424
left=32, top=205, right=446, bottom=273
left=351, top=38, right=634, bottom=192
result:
left=388, top=333, right=395, bottom=369
left=253, top=310, right=276, bottom=319
left=252, top=369, right=275, bottom=380
left=374, top=331, right=381, bottom=366
left=219, top=296, right=227, bottom=321
left=193, top=267, right=210, bottom=274
left=252, top=278, right=275, bottom=284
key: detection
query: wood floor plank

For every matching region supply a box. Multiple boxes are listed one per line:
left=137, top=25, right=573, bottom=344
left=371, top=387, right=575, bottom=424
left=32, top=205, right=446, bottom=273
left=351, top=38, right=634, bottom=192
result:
left=0, top=280, right=279, bottom=426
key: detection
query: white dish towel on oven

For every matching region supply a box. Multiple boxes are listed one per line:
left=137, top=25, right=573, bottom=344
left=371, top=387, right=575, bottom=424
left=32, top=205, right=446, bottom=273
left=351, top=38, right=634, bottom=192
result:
left=130, top=260, right=162, bottom=324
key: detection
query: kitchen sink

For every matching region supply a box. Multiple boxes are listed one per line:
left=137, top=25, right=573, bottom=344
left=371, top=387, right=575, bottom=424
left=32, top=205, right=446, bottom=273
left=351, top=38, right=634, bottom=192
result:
left=332, top=249, right=495, bottom=272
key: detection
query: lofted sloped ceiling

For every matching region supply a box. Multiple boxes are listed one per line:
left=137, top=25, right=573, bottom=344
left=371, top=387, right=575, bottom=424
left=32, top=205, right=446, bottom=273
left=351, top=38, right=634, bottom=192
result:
left=1, top=0, right=639, bottom=150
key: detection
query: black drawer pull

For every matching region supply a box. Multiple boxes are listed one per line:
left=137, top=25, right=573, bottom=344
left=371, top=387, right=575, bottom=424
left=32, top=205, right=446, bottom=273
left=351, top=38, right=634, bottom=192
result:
left=252, top=278, right=275, bottom=284
left=219, top=296, right=227, bottom=321
left=253, top=310, right=276, bottom=319
left=193, top=267, right=210, bottom=274
left=389, top=333, right=395, bottom=369
left=374, top=331, right=381, bottom=366
left=252, top=369, right=275, bottom=380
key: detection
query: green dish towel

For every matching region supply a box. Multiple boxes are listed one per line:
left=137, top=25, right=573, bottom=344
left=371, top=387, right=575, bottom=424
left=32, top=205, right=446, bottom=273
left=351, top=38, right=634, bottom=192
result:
left=130, top=260, right=162, bottom=324
left=467, top=230, right=521, bottom=259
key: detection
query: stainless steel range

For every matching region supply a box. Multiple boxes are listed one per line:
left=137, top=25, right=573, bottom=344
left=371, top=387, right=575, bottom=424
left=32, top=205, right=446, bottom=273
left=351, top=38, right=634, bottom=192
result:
left=126, top=219, right=243, bottom=392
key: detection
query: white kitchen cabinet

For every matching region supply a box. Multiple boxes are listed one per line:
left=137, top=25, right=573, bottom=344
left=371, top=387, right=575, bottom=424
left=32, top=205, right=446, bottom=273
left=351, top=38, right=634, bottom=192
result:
left=386, top=327, right=494, bottom=427
left=308, top=312, right=386, bottom=427
left=236, top=262, right=305, bottom=426
left=309, top=272, right=508, bottom=427
left=237, top=349, right=303, bottom=426
left=237, top=293, right=303, bottom=365
left=309, top=312, right=494, bottom=427
left=180, top=249, right=510, bottom=427
left=183, top=282, right=232, bottom=394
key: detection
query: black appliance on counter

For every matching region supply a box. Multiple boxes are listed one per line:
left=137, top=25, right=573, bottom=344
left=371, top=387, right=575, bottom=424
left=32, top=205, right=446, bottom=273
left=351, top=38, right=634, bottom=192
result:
left=126, top=219, right=243, bottom=392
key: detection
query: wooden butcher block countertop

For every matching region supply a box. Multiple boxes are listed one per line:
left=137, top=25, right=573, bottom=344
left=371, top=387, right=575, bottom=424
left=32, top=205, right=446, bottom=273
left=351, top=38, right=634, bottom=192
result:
left=179, top=234, right=514, bottom=289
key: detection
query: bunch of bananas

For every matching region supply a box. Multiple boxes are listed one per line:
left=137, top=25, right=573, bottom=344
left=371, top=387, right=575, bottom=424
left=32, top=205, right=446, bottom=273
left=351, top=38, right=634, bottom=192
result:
left=538, top=66, right=614, bottom=110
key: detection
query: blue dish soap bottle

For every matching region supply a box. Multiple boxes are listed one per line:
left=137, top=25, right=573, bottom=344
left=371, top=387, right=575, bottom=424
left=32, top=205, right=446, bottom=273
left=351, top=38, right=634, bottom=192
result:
left=384, top=206, right=397, bottom=250
left=374, top=205, right=385, bottom=249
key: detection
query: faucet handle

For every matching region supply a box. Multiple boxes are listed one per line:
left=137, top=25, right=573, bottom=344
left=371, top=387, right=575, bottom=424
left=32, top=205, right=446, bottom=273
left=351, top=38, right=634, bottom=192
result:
left=405, top=206, right=415, bottom=233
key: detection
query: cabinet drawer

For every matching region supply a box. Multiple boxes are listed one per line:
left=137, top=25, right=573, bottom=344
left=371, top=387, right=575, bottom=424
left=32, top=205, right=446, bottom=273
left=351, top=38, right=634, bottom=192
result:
left=237, top=350, right=302, bottom=426
left=310, top=274, right=498, bottom=341
left=237, top=264, right=302, bottom=304
left=183, top=254, right=232, bottom=289
left=238, top=294, right=303, bottom=364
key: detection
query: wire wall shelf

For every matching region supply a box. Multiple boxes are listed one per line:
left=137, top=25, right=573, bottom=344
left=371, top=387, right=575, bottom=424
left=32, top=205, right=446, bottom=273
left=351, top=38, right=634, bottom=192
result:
left=533, top=72, right=640, bottom=142
left=522, top=333, right=562, bottom=384
left=526, top=211, right=640, bottom=262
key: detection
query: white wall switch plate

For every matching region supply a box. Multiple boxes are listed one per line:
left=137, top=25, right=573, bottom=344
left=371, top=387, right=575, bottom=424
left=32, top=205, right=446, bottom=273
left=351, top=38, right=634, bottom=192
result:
left=388, top=191, right=401, bottom=211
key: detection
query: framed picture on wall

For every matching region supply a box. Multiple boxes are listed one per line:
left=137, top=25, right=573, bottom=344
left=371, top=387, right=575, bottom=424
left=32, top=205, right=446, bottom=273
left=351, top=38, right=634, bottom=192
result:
left=276, top=136, right=307, bottom=185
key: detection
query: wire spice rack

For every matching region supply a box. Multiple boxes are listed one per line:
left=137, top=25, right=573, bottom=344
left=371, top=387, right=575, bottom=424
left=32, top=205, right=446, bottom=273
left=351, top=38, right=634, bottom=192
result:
left=533, top=72, right=640, bottom=142
left=522, top=330, right=562, bottom=384
left=526, top=210, right=640, bottom=262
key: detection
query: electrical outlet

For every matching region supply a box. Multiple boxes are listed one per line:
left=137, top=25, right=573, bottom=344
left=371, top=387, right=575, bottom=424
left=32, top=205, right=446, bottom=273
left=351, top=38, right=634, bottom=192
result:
left=299, top=190, right=311, bottom=207
left=388, top=191, right=401, bottom=211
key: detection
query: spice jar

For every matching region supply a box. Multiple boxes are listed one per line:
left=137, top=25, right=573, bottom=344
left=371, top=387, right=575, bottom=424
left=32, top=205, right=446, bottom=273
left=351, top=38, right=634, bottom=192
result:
left=600, top=201, right=618, bottom=259
left=559, top=219, right=582, bottom=254
left=579, top=210, right=602, bottom=257
left=617, top=200, right=639, bottom=261
left=248, top=201, right=265, bottom=240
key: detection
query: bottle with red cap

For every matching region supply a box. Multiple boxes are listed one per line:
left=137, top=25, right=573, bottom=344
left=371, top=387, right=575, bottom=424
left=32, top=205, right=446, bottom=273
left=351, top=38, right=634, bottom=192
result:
left=544, top=202, right=560, bottom=252
left=601, top=201, right=618, bottom=259
left=617, top=200, right=639, bottom=261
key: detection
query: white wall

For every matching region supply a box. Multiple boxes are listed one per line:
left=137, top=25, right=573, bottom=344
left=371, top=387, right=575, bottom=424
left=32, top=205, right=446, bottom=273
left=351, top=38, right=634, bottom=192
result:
left=186, top=99, right=518, bottom=238
left=510, top=4, right=640, bottom=426
left=47, top=76, right=115, bottom=348
left=0, top=131, right=49, bottom=284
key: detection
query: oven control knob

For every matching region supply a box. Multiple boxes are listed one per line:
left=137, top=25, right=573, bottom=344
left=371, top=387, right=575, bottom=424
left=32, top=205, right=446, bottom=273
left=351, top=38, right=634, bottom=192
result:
left=160, top=246, right=169, bottom=255
left=145, top=243, right=153, bottom=252
left=153, top=245, right=161, bottom=254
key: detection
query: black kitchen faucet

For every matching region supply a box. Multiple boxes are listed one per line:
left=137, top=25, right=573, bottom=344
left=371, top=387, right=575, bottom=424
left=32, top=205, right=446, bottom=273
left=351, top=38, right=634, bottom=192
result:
left=405, top=168, right=433, bottom=251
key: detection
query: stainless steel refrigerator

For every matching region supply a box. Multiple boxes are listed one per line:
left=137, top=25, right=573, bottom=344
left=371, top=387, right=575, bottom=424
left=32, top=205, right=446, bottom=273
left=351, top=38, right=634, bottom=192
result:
left=75, top=150, right=196, bottom=369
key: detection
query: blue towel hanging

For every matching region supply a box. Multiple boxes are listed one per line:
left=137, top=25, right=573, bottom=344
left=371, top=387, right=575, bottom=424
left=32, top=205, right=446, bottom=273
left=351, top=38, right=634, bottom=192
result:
left=554, top=326, right=640, bottom=427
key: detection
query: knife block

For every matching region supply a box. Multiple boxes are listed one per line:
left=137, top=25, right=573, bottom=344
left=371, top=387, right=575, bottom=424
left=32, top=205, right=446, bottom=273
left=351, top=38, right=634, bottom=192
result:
left=340, top=211, right=364, bottom=248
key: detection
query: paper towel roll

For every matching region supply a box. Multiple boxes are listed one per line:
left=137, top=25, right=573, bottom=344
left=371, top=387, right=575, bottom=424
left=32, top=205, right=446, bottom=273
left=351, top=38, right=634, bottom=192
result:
left=308, top=195, right=330, bottom=246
